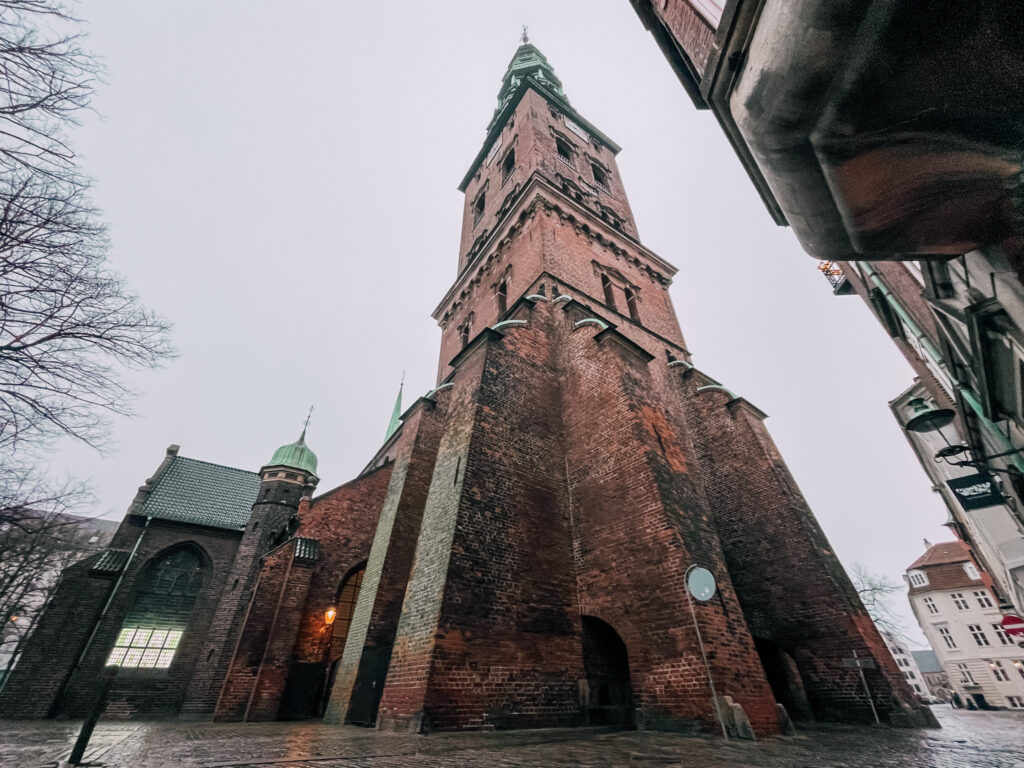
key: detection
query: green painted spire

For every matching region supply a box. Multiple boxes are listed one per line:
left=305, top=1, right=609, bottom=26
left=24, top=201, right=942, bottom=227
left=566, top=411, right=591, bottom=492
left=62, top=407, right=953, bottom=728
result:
left=267, top=409, right=318, bottom=475
left=493, top=30, right=568, bottom=119
left=385, top=374, right=404, bottom=441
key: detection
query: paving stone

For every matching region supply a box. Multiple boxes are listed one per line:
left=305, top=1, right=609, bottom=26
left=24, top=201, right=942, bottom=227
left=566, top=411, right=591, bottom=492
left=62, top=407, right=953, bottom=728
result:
left=2, top=706, right=1022, bottom=768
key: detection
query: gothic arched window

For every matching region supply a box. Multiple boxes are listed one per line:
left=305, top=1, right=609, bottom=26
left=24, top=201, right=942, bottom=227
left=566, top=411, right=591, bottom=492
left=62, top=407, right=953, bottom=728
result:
left=106, top=545, right=206, bottom=670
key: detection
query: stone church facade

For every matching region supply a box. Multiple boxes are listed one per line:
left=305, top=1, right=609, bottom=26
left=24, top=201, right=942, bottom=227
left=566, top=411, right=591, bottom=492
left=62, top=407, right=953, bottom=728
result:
left=0, top=41, right=933, bottom=735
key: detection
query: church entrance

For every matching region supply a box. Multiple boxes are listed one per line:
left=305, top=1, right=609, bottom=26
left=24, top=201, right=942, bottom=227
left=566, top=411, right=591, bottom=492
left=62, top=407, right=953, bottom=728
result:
left=279, top=564, right=365, bottom=721
left=753, top=637, right=812, bottom=721
left=580, top=616, right=634, bottom=727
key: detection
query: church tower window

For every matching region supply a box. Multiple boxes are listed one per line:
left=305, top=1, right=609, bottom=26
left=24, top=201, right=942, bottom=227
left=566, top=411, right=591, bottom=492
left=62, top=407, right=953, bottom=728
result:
left=473, top=191, right=486, bottom=227
left=497, top=279, right=508, bottom=315
left=592, top=164, right=609, bottom=193
left=502, top=149, right=515, bottom=186
left=601, top=273, right=617, bottom=310
left=556, top=138, right=576, bottom=169
left=624, top=287, right=639, bottom=323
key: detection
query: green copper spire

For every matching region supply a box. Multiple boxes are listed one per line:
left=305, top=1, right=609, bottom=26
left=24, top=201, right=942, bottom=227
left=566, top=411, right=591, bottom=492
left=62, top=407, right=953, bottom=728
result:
left=493, top=30, right=568, bottom=120
left=385, top=374, right=404, bottom=441
left=267, top=409, right=318, bottom=475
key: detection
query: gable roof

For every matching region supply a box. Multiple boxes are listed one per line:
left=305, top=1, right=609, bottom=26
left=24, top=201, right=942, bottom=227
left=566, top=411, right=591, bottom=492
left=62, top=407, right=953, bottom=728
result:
left=137, top=455, right=260, bottom=531
left=907, top=540, right=970, bottom=571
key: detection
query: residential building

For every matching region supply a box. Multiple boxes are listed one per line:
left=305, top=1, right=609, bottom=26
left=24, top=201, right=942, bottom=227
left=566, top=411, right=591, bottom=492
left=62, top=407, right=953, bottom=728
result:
left=0, top=38, right=933, bottom=734
left=906, top=541, right=1024, bottom=710
left=880, top=631, right=929, bottom=702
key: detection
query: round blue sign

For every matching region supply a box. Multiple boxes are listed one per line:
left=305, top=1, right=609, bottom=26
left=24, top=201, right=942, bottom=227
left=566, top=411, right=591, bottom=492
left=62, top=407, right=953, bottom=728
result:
left=687, top=567, right=717, bottom=601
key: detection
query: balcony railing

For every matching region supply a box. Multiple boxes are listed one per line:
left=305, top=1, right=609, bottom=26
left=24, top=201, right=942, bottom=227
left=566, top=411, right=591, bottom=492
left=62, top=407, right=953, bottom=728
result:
left=818, top=260, right=844, bottom=288
left=557, top=153, right=576, bottom=170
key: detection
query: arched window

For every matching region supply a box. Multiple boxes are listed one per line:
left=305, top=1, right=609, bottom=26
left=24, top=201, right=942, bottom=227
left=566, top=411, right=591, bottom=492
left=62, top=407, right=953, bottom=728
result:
left=328, top=564, right=366, bottom=662
left=106, top=545, right=206, bottom=670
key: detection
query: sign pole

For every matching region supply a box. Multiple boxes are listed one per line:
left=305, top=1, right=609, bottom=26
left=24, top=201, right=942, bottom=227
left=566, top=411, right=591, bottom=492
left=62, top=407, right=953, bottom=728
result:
left=685, top=565, right=728, bottom=740
left=853, top=650, right=880, bottom=724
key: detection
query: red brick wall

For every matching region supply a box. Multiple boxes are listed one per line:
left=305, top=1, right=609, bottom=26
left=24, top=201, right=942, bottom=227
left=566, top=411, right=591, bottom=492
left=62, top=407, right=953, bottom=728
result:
left=556, top=300, right=779, bottom=735
left=326, top=393, right=450, bottom=724
left=682, top=378, right=926, bottom=723
left=214, top=465, right=392, bottom=721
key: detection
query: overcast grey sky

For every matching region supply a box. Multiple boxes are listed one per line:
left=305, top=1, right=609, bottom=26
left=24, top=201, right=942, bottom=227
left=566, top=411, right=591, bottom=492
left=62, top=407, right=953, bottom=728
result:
left=53, top=0, right=951, bottom=644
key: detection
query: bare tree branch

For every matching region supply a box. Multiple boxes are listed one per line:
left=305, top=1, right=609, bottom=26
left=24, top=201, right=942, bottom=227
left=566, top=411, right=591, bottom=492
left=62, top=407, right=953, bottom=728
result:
left=851, top=562, right=907, bottom=641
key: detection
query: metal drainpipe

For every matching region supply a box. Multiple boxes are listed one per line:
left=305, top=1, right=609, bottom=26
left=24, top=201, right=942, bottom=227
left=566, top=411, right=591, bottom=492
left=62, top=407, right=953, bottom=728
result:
left=73, top=515, right=153, bottom=670
left=856, top=261, right=1024, bottom=473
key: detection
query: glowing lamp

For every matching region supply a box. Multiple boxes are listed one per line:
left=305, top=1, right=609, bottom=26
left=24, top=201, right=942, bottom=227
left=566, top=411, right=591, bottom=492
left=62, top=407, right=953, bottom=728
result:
left=324, top=607, right=337, bottom=625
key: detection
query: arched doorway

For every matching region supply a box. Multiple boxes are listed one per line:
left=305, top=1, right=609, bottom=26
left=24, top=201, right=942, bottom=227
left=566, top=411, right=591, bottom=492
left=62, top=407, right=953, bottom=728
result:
left=278, top=563, right=366, bottom=721
left=580, top=616, right=634, bottom=727
left=753, top=637, right=812, bottom=721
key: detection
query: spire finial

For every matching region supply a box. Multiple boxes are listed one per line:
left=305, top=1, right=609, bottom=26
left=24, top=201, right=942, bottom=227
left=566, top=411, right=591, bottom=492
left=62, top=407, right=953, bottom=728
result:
left=521, top=25, right=529, bottom=45
left=300, top=405, right=313, bottom=441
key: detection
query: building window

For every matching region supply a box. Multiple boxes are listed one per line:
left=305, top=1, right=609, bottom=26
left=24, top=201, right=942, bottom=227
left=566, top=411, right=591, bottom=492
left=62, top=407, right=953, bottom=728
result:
left=939, top=627, right=957, bottom=649
left=990, top=660, right=1010, bottom=682
left=974, top=590, right=994, bottom=608
left=601, top=273, right=616, bottom=310
left=502, top=149, right=515, bottom=186
left=473, top=191, right=485, bottom=227
left=956, top=663, right=974, bottom=684
left=963, top=562, right=980, bottom=580
left=923, top=596, right=939, bottom=614
left=1015, top=660, right=1024, bottom=679
left=107, top=546, right=205, bottom=671
left=952, top=593, right=969, bottom=610
left=968, top=624, right=990, bottom=646
left=909, top=570, right=928, bottom=587
left=107, top=628, right=183, bottom=669
left=624, top=286, right=640, bottom=323
left=913, top=683, right=923, bottom=693
left=1008, top=696, right=1024, bottom=708
left=556, top=138, right=576, bottom=169
left=496, top=279, right=508, bottom=315
left=591, top=164, right=609, bottom=193
left=992, top=624, right=1012, bottom=645
left=460, top=320, right=471, bottom=348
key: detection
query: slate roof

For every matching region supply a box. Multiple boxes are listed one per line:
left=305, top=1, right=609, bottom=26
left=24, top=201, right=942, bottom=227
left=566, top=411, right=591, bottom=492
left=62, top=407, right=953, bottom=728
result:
left=138, top=456, right=260, bottom=531
left=90, top=549, right=131, bottom=574
left=911, top=649, right=943, bottom=674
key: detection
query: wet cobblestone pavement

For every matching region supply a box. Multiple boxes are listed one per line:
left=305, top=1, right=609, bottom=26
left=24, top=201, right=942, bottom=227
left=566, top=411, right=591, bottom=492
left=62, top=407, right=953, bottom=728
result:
left=1, top=706, right=1022, bottom=768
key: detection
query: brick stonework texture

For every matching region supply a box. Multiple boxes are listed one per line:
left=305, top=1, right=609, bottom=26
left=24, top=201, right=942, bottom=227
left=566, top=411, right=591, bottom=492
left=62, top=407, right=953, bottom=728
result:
left=0, top=44, right=935, bottom=735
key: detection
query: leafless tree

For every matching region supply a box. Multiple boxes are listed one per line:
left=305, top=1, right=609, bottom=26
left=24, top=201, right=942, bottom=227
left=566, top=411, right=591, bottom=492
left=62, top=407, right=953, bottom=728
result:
left=0, top=501, right=107, bottom=685
left=0, top=1, right=173, bottom=523
left=851, top=562, right=906, bottom=640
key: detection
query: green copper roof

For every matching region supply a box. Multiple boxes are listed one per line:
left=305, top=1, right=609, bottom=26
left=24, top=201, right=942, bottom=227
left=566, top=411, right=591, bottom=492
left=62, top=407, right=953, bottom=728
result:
left=138, top=456, right=260, bottom=530
left=268, top=429, right=318, bottom=475
left=493, top=40, right=568, bottom=122
left=385, top=378, right=403, bottom=441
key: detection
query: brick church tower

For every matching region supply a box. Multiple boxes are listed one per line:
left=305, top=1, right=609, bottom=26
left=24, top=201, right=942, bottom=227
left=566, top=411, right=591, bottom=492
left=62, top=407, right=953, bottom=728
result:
left=309, top=37, right=933, bottom=734
left=203, top=36, right=936, bottom=735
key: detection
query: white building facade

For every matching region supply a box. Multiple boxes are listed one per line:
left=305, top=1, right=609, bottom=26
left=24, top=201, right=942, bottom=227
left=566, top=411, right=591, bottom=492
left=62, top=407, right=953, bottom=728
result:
left=881, top=631, right=930, bottom=701
left=907, top=541, right=1024, bottom=710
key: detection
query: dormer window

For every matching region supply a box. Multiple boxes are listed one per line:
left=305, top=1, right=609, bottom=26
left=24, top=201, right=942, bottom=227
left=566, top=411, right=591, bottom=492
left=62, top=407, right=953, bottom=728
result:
left=502, top=149, right=515, bottom=186
left=473, top=191, right=485, bottom=227
left=592, top=164, right=609, bottom=193
left=556, top=138, right=575, bottom=170
left=908, top=570, right=928, bottom=587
